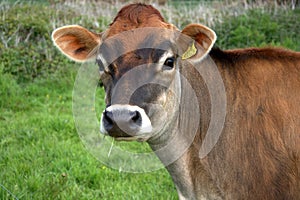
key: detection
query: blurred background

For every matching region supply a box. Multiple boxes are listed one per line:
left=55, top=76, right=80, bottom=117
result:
left=0, top=0, right=299, bottom=199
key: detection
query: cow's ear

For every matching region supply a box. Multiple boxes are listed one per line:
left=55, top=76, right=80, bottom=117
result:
left=52, top=25, right=102, bottom=62
left=180, top=24, right=216, bottom=62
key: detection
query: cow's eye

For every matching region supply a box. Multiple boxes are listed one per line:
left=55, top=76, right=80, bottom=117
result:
left=163, top=57, right=175, bottom=70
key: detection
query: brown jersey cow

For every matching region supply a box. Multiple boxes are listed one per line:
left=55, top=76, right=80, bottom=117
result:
left=52, top=3, right=300, bottom=199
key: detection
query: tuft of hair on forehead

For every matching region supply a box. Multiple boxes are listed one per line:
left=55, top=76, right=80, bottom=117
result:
left=110, top=3, right=165, bottom=26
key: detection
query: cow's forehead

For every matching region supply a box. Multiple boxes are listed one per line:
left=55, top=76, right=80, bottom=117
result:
left=104, top=27, right=174, bottom=48
left=99, top=28, right=176, bottom=64
left=107, top=18, right=169, bottom=38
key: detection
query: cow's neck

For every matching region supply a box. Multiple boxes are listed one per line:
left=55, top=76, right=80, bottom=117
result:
left=149, top=128, right=221, bottom=199
left=148, top=124, right=197, bottom=199
left=148, top=57, right=223, bottom=199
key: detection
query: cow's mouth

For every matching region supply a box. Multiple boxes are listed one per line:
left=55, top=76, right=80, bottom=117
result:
left=113, top=136, right=149, bottom=142
left=106, top=130, right=150, bottom=142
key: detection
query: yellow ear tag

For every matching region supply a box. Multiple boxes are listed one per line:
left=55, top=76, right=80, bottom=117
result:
left=182, top=42, right=197, bottom=60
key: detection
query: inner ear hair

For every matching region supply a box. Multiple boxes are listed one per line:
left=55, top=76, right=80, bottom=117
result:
left=52, top=25, right=101, bottom=62
left=181, top=24, right=216, bottom=51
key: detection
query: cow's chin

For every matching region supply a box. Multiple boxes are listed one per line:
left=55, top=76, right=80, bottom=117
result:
left=113, top=135, right=149, bottom=142
left=106, top=131, right=151, bottom=142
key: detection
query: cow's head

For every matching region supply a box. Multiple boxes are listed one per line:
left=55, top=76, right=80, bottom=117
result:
left=52, top=4, right=216, bottom=143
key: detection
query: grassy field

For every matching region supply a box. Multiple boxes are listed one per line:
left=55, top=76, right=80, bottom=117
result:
left=0, top=0, right=299, bottom=199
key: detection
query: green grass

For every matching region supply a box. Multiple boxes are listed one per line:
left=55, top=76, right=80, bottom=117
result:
left=0, top=65, right=177, bottom=199
left=1, top=0, right=299, bottom=199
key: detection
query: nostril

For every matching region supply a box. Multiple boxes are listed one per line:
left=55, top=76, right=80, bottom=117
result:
left=131, top=111, right=141, bottom=123
left=103, top=110, right=114, bottom=125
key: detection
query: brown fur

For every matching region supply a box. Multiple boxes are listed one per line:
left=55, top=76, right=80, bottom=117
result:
left=105, top=4, right=300, bottom=199
left=166, top=45, right=300, bottom=199
left=185, top=47, right=300, bottom=199
left=111, top=3, right=165, bottom=25
left=53, top=3, right=300, bottom=199
left=106, top=3, right=175, bottom=38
